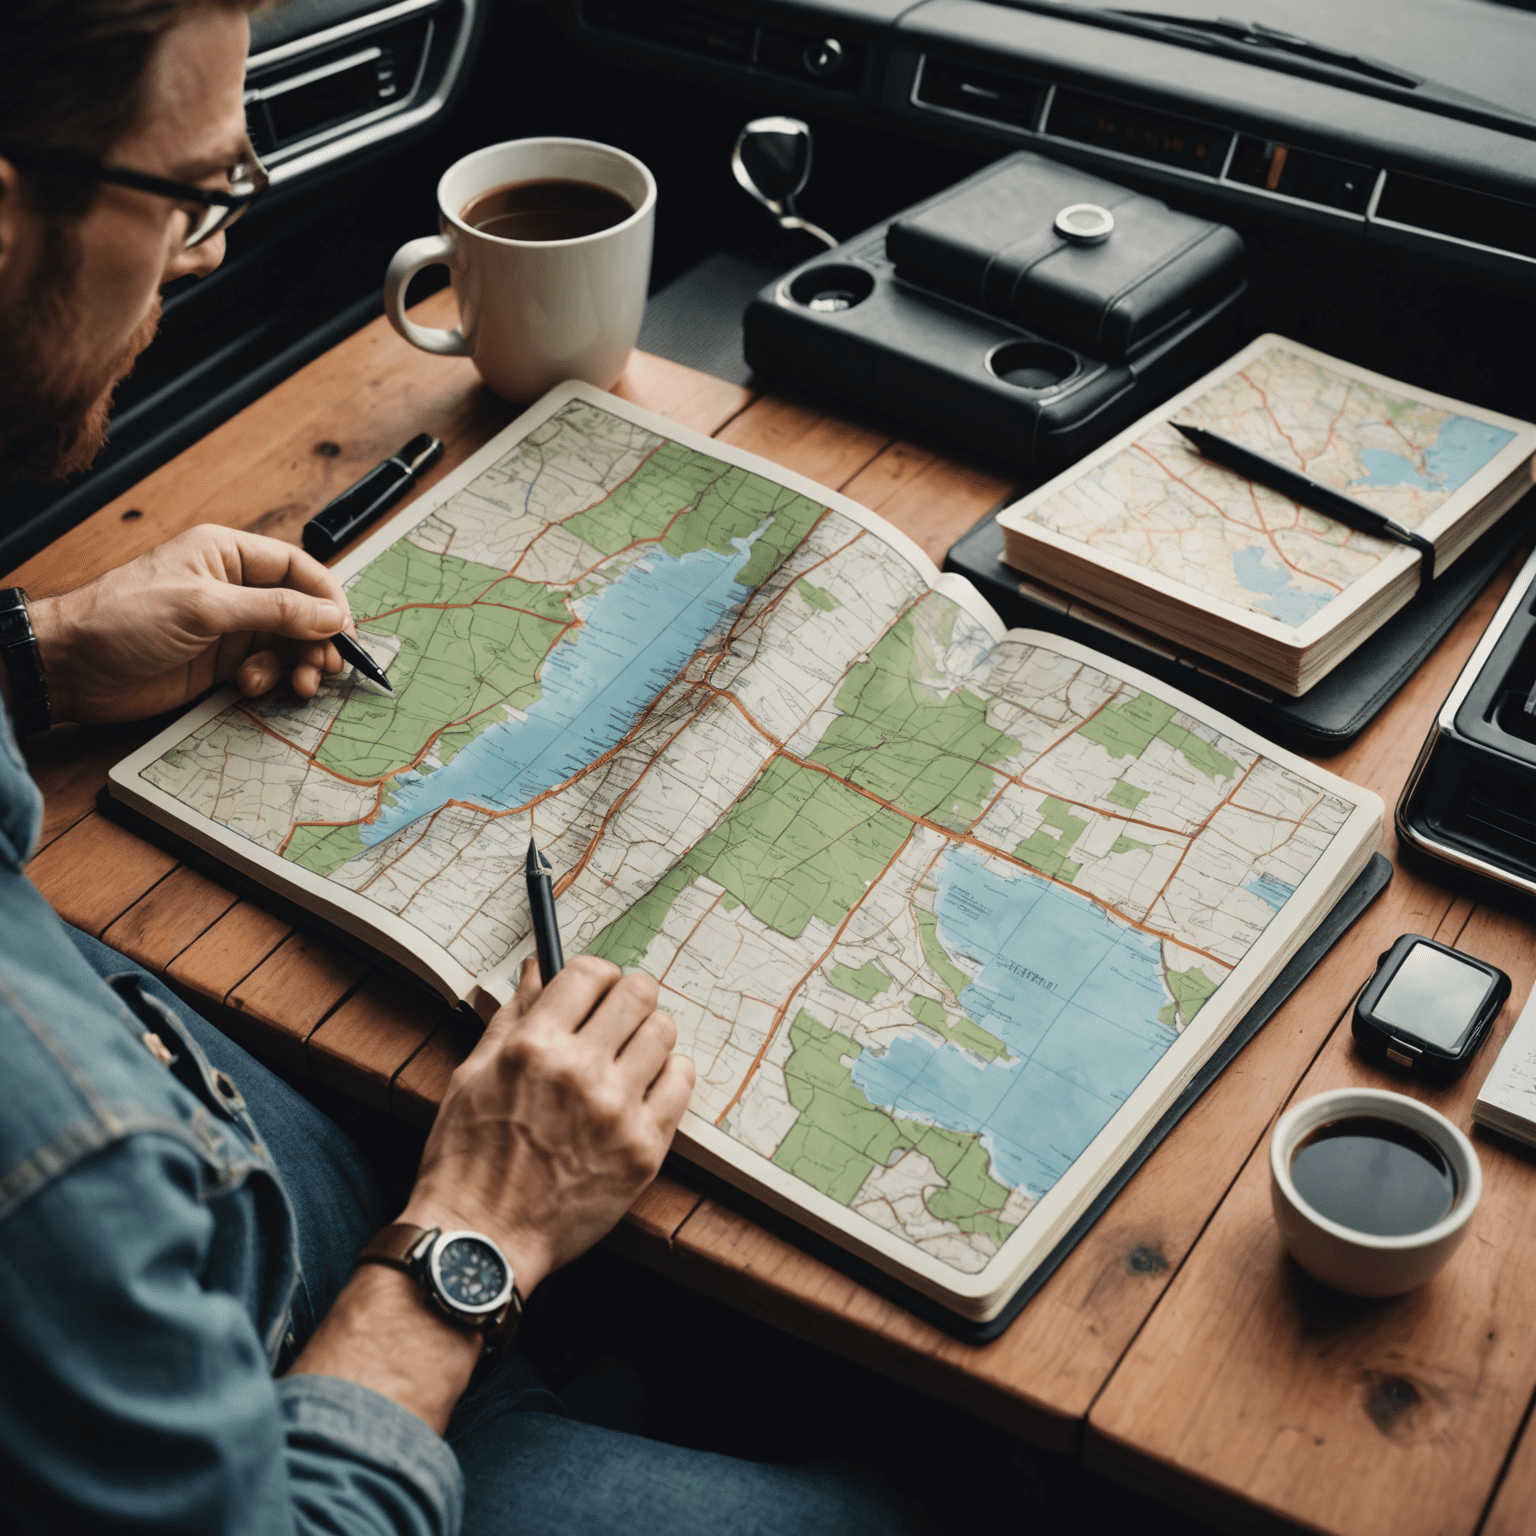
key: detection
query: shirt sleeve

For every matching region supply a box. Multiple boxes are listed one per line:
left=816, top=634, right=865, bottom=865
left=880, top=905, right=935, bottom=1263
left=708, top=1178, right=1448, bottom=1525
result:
left=0, top=1132, right=463, bottom=1536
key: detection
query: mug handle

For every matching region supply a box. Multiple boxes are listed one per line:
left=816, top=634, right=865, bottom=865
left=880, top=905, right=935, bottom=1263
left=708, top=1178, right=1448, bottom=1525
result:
left=383, top=233, right=472, bottom=356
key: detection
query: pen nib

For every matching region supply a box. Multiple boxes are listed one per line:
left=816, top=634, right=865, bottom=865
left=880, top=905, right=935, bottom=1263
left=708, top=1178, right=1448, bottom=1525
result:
left=526, top=836, right=552, bottom=874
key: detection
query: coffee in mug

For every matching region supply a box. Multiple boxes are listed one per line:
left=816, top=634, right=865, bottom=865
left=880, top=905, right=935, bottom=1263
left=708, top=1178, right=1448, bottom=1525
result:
left=383, top=138, right=656, bottom=402
left=461, top=179, right=635, bottom=242
left=1288, top=1115, right=1456, bottom=1237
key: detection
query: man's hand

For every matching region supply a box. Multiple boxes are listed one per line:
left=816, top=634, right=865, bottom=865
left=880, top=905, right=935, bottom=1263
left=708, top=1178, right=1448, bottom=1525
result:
left=287, top=956, right=694, bottom=1433
left=28, top=524, right=353, bottom=724
left=400, top=954, right=696, bottom=1297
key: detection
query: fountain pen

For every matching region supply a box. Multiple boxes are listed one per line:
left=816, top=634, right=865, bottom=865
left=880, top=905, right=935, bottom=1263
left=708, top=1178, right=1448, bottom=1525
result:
left=526, top=837, right=565, bottom=984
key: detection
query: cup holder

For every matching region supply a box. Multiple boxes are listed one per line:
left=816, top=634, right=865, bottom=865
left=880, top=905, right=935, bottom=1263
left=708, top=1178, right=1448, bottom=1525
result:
left=988, top=340, right=1079, bottom=391
left=789, top=263, right=875, bottom=313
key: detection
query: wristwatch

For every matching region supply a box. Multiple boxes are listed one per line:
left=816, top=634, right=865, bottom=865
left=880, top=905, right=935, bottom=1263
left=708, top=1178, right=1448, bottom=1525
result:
left=356, top=1223, right=523, bottom=1350
left=0, top=589, right=49, bottom=738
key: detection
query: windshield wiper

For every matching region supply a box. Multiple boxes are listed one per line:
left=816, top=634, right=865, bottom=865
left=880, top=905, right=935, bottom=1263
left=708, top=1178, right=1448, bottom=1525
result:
left=1110, top=12, right=1421, bottom=87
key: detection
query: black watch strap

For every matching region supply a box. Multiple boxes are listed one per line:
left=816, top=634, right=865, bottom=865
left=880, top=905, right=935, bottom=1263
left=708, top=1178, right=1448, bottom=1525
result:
left=0, top=589, right=49, bottom=738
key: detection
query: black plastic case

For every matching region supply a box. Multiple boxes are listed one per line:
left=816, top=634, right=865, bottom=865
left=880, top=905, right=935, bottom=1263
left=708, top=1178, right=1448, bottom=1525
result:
left=744, top=150, right=1246, bottom=471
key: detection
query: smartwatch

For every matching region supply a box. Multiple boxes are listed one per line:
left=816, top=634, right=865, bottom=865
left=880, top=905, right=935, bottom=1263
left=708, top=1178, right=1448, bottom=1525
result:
left=356, top=1223, right=522, bottom=1350
left=1352, top=934, right=1510, bottom=1084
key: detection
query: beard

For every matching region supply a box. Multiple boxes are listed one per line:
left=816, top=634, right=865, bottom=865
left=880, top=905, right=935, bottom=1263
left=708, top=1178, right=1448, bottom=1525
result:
left=0, top=221, right=161, bottom=485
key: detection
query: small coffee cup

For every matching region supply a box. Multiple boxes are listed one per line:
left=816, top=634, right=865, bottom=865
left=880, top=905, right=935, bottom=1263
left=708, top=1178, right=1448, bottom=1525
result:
left=1270, top=1087, right=1481, bottom=1296
left=384, top=137, right=656, bottom=402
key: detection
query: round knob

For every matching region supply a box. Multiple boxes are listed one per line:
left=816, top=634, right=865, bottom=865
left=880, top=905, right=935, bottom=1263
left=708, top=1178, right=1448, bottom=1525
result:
left=802, top=37, right=844, bottom=78
left=1054, top=203, right=1115, bottom=245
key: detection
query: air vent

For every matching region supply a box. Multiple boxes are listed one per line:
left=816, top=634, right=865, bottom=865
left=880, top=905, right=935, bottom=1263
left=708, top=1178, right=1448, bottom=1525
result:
left=583, top=1, right=751, bottom=62
left=913, top=56, right=1043, bottom=130
left=1044, top=88, right=1231, bottom=177
left=1375, top=173, right=1536, bottom=261
left=246, top=17, right=431, bottom=156
left=1226, top=137, right=1374, bottom=214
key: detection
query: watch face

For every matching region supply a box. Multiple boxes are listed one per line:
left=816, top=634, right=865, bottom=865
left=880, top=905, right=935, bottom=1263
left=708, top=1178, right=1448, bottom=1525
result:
left=433, top=1236, right=509, bottom=1312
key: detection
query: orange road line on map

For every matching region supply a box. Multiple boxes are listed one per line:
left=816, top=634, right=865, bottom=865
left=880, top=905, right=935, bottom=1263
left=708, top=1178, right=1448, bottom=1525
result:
left=1135, top=442, right=1345, bottom=593
left=505, top=441, right=669, bottom=580
left=715, top=827, right=919, bottom=1127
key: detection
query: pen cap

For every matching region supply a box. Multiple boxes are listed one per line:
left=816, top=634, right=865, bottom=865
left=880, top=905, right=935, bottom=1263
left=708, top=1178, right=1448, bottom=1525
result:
left=301, top=436, right=443, bottom=561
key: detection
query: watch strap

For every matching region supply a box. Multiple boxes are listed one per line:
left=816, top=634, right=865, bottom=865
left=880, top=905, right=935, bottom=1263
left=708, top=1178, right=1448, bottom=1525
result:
left=0, top=589, right=49, bottom=738
left=356, top=1222, right=522, bottom=1350
left=358, top=1221, right=436, bottom=1272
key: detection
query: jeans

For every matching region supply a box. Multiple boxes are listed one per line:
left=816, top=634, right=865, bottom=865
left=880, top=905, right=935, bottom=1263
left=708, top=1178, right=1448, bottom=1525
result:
left=68, top=932, right=925, bottom=1536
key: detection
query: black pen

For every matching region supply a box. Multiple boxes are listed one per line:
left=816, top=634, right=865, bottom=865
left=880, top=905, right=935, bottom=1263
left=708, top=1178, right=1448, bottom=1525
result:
left=302, top=433, right=444, bottom=561
left=1171, top=421, right=1436, bottom=596
left=332, top=632, right=394, bottom=695
left=526, top=836, right=565, bottom=984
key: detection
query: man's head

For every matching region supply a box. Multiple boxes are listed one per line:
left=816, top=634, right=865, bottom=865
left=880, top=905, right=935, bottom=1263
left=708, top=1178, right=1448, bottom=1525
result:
left=0, top=0, right=254, bottom=484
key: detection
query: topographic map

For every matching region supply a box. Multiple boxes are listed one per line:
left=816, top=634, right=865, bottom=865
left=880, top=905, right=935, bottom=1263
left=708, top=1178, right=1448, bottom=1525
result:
left=142, top=396, right=1356, bottom=1276
left=1015, top=341, right=1517, bottom=631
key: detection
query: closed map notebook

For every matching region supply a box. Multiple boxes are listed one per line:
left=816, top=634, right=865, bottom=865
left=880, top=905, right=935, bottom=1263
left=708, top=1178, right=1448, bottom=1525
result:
left=109, top=382, right=1383, bottom=1324
left=1474, top=989, right=1536, bottom=1148
left=996, top=335, right=1536, bottom=697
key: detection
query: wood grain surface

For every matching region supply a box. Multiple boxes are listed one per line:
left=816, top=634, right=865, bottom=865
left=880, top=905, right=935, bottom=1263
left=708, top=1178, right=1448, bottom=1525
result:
left=13, top=291, right=1536, bottom=1536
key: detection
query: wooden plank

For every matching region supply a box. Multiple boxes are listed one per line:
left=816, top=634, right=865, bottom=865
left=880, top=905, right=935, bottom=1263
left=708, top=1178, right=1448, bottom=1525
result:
left=164, top=899, right=291, bottom=1010
left=842, top=446, right=1015, bottom=568
left=1086, top=899, right=1536, bottom=1536
left=607, top=1175, right=705, bottom=1271
left=24, top=812, right=176, bottom=935
left=1482, top=1398, right=1536, bottom=1536
left=223, top=932, right=369, bottom=1073
left=20, top=719, right=162, bottom=855
left=391, top=1025, right=462, bottom=1129
left=714, top=393, right=891, bottom=488
left=101, top=864, right=239, bottom=973
left=613, top=348, right=754, bottom=436
left=307, top=975, right=445, bottom=1110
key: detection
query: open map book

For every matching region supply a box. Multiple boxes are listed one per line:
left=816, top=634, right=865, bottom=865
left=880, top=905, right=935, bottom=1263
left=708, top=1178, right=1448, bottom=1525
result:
left=997, top=335, right=1536, bottom=696
left=110, top=383, right=1382, bottom=1324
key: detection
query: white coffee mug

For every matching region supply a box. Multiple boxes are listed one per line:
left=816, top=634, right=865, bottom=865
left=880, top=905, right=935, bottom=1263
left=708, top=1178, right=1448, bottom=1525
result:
left=384, top=138, right=656, bottom=402
left=1270, top=1087, right=1481, bottom=1297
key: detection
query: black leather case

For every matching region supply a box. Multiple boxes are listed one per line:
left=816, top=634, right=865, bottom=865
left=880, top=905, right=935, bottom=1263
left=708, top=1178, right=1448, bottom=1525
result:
left=886, top=152, right=1245, bottom=363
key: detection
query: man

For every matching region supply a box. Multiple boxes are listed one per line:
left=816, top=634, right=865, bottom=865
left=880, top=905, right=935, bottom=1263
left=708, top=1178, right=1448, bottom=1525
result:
left=0, top=4, right=926, bottom=1531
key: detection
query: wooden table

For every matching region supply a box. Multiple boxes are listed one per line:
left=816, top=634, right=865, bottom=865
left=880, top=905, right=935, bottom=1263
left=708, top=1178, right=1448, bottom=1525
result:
left=12, top=288, right=1536, bottom=1536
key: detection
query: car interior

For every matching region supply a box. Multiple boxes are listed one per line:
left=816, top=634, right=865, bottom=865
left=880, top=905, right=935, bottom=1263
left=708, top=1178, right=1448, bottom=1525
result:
left=6, top=3, right=1536, bottom=1527
left=4, top=0, right=1531, bottom=577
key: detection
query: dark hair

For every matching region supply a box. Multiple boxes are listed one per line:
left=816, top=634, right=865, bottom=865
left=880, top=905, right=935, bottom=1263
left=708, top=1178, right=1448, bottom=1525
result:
left=0, top=0, right=256, bottom=204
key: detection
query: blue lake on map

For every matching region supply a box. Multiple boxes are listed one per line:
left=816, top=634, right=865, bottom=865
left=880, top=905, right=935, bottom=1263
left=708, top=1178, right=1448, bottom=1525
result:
left=850, top=845, right=1181, bottom=1198
left=360, top=538, right=754, bottom=847
left=1350, top=414, right=1514, bottom=495
left=1231, top=546, right=1332, bottom=628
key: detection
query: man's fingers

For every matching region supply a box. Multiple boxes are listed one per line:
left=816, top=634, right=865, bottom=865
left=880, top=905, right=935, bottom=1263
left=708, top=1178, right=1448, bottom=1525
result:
left=615, top=1009, right=677, bottom=1088
left=212, top=526, right=350, bottom=613
left=644, top=1053, right=696, bottom=1126
left=526, top=954, right=621, bottom=1038
left=236, top=650, right=282, bottom=696
left=579, top=968, right=661, bottom=1054
left=192, top=580, right=346, bottom=644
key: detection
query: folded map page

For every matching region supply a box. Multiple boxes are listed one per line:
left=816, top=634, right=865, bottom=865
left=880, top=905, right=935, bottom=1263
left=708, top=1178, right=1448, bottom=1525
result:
left=112, top=383, right=1381, bottom=1319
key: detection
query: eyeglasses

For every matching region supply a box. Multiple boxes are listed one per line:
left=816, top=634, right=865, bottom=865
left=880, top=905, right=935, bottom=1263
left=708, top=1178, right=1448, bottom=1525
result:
left=0, top=138, right=269, bottom=248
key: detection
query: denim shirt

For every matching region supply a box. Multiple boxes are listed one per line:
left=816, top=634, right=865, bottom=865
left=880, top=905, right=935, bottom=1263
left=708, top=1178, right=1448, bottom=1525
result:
left=0, top=708, right=462, bottom=1534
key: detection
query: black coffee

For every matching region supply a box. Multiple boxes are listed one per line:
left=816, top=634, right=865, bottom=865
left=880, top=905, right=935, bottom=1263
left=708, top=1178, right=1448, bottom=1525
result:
left=462, top=178, right=633, bottom=241
left=1290, top=1116, right=1456, bottom=1237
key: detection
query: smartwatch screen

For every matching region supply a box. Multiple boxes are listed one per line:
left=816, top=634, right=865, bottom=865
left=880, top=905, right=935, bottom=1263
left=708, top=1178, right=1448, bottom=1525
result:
left=1374, top=942, right=1495, bottom=1050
